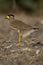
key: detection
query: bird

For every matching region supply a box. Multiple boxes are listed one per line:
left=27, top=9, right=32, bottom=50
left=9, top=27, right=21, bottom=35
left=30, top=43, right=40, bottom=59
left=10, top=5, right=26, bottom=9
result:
left=5, top=14, right=32, bottom=30
left=5, top=14, right=38, bottom=46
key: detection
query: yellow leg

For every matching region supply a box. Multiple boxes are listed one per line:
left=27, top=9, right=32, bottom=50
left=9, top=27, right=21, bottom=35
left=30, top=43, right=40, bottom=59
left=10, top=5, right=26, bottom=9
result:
left=17, top=30, right=22, bottom=46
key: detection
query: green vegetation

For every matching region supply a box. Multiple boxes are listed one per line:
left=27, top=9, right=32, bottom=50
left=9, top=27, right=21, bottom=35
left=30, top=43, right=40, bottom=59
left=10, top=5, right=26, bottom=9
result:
left=0, top=0, right=43, bottom=13
left=0, top=0, right=13, bottom=13
left=15, top=0, right=38, bottom=11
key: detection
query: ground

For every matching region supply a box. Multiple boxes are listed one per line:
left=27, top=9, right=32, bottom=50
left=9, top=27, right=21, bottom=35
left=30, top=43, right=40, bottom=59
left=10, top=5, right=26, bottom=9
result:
left=0, top=14, right=43, bottom=65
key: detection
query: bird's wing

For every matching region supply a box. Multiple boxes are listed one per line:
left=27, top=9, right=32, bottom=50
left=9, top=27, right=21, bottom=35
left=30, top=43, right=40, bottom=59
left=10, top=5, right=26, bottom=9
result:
left=10, top=20, right=32, bottom=30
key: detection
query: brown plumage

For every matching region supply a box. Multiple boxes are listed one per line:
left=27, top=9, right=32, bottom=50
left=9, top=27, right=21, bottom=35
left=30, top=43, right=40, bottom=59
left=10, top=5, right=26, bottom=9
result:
left=6, top=14, right=36, bottom=30
left=10, top=19, right=32, bottom=30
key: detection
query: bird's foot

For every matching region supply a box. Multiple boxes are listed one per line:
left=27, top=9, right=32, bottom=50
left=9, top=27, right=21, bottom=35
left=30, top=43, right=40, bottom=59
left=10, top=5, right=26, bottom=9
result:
left=16, top=43, right=21, bottom=47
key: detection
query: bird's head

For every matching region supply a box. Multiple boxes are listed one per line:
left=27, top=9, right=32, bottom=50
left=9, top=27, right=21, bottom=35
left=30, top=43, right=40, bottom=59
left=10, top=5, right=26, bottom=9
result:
left=5, top=14, right=14, bottom=20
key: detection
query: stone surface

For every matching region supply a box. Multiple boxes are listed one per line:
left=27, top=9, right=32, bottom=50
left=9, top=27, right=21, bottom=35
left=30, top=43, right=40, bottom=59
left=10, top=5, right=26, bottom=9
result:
left=0, top=14, right=43, bottom=65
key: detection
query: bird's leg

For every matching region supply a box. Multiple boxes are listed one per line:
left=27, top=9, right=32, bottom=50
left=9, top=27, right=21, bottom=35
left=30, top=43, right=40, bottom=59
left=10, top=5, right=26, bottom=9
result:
left=17, top=29, right=22, bottom=46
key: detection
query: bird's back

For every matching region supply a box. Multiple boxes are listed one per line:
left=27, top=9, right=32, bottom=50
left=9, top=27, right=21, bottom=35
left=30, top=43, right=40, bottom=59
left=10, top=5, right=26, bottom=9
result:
left=10, top=20, right=32, bottom=30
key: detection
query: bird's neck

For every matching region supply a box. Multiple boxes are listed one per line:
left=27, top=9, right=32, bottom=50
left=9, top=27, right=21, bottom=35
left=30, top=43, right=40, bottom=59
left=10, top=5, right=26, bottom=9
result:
left=10, top=18, right=15, bottom=22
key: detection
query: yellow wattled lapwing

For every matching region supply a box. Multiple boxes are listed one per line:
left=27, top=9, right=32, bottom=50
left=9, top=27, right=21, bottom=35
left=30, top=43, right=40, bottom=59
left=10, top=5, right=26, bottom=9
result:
left=5, top=14, right=39, bottom=46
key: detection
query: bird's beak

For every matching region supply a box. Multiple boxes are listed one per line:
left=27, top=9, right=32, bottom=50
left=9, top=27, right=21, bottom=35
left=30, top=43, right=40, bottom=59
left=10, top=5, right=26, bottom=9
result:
left=5, top=16, right=10, bottom=20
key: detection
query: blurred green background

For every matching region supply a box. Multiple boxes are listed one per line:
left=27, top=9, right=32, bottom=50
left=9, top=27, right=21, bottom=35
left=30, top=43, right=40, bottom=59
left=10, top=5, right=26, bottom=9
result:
left=15, top=0, right=38, bottom=11
left=0, top=0, right=13, bottom=13
left=0, top=0, right=43, bottom=14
